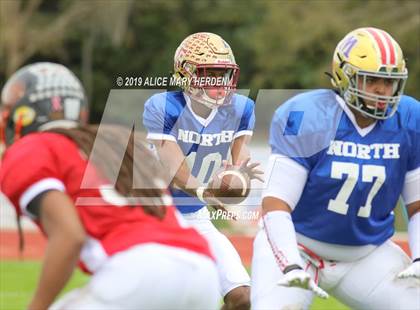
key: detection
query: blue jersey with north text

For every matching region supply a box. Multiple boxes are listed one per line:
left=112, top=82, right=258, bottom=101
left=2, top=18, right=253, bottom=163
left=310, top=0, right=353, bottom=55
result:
left=270, top=89, right=419, bottom=245
left=143, top=91, right=255, bottom=213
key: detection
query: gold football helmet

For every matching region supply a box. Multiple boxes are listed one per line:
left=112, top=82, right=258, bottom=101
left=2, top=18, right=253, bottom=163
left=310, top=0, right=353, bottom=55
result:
left=331, top=27, right=407, bottom=119
left=173, top=32, right=239, bottom=109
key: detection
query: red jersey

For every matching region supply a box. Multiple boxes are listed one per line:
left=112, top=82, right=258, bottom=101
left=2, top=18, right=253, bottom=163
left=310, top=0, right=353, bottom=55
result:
left=0, top=132, right=213, bottom=273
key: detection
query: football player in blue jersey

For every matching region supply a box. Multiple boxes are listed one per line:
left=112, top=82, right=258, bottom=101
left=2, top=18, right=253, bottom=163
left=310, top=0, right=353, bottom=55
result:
left=143, top=32, right=263, bottom=310
left=251, top=27, right=419, bottom=309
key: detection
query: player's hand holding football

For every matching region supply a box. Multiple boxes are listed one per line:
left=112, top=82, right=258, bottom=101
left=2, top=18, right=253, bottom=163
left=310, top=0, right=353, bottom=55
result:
left=277, top=267, right=329, bottom=299
left=222, top=158, right=264, bottom=182
left=196, top=186, right=231, bottom=213
left=236, top=157, right=264, bottom=182
left=397, top=259, right=420, bottom=279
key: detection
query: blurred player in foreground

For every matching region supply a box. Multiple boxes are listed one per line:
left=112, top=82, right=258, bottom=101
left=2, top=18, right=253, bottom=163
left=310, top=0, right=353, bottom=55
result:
left=252, top=27, right=419, bottom=309
left=0, top=62, right=219, bottom=310
left=143, top=32, right=263, bottom=309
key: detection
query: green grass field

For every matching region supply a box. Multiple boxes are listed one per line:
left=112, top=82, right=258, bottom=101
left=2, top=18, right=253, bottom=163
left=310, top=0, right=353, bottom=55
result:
left=0, top=260, right=349, bottom=310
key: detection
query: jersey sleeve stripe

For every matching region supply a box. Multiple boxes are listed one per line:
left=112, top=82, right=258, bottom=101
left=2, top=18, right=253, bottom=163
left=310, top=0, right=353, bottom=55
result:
left=233, top=130, right=253, bottom=139
left=19, top=178, right=66, bottom=215
left=146, top=133, right=176, bottom=142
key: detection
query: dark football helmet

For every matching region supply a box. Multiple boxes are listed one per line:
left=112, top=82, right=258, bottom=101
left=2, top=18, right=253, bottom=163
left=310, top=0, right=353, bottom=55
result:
left=1, top=62, right=89, bottom=147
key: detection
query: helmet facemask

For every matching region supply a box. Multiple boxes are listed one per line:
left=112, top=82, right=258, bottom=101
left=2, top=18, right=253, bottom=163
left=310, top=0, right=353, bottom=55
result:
left=185, top=63, right=240, bottom=109
left=342, top=63, right=407, bottom=120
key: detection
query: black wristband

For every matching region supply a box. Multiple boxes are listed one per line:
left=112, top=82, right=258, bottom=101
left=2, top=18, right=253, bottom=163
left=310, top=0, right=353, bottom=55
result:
left=283, top=264, right=303, bottom=274
left=413, top=257, right=420, bottom=263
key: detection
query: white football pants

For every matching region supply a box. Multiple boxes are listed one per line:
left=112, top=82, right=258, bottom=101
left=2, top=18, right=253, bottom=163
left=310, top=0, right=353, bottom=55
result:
left=50, top=243, right=220, bottom=310
left=183, top=208, right=251, bottom=297
left=251, top=229, right=420, bottom=310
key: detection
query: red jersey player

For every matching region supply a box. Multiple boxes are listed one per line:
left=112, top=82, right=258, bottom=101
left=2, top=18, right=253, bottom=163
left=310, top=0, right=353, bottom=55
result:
left=0, top=62, right=219, bottom=310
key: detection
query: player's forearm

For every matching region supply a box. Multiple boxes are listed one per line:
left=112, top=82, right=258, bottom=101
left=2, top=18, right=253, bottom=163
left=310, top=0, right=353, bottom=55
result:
left=262, top=197, right=303, bottom=271
left=262, top=196, right=292, bottom=214
left=28, top=191, right=86, bottom=310
left=407, top=201, right=420, bottom=260
left=231, top=135, right=251, bottom=165
left=232, top=147, right=250, bottom=166
left=28, top=234, right=83, bottom=310
left=172, top=160, right=202, bottom=196
left=407, top=201, right=420, bottom=218
left=158, top=151, right=205, bottom=200
left=154, top=140, right=201, bottom=194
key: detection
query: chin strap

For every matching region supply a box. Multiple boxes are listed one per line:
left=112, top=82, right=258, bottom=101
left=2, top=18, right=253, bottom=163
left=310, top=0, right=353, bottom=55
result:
left=324, top=71, right=335, bottom=84
left=14, top=115, right=23, bottom=143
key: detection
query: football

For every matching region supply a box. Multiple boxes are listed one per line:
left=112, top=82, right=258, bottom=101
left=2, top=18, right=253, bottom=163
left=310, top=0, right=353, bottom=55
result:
left=208, top=167, right=251, bottom=205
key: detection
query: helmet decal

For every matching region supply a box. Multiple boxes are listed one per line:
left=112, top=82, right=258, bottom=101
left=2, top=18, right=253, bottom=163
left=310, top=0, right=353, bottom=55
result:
left=340, top=35, right=358, bottom=58
left=366, top=27, right=397, bottom=66
left=12, top=106, right=36, bottom=127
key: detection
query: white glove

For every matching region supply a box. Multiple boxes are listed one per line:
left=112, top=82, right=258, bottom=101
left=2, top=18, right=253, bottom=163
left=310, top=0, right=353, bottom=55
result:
left=277, top=268, right=329, bottom=299
left=397, top=260, right=420, bottom=279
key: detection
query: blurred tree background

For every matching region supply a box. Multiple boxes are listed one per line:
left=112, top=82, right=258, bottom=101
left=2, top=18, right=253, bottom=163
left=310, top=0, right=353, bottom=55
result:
left=0, top=0, right=419, bottom=122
